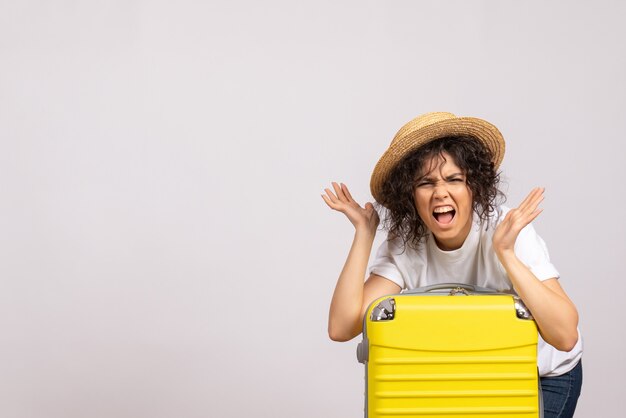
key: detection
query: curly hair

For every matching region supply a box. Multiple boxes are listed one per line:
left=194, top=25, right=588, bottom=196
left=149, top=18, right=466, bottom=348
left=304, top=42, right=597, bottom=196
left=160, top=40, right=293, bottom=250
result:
left=377, top=136, right=504, bottom=250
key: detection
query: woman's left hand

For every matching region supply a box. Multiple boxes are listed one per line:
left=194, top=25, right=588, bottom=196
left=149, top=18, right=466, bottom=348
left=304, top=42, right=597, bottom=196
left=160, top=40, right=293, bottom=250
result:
left=493, top=187, right=545, bottom=255
left=492, top=187, right=580, bottom=351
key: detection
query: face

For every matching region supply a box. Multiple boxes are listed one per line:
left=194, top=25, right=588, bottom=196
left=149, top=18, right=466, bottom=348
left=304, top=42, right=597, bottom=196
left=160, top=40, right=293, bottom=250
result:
left=413, top=152, right=473, bottom=251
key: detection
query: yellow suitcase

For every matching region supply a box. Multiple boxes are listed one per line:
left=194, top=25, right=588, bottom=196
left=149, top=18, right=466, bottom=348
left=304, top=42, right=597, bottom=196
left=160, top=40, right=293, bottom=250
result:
left=357, top=283, right=542, bottom=418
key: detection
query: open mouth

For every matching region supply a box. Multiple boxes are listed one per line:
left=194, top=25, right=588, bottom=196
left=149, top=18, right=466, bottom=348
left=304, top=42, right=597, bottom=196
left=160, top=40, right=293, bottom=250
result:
left=433, top=206, right=456, bottom=225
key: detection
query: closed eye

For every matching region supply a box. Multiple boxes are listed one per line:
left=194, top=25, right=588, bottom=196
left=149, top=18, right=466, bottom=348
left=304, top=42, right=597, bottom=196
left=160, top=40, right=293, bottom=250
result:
left=446, top=176, right=466, bottom=183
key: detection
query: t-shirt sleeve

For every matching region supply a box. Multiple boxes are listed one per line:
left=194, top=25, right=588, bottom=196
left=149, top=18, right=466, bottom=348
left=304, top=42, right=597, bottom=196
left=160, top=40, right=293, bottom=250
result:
left=514, top=223, right=560, bottom=281
left=368, top=238, right=406, bottom=289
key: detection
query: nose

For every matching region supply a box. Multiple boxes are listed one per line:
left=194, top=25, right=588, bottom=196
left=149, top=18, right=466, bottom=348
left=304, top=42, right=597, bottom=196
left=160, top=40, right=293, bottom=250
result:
left=433, top=182, right=449, bottom=200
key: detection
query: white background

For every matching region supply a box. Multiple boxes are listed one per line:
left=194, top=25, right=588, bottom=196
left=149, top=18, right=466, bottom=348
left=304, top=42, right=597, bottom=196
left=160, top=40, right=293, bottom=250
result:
left=1, top=1, right=624, bottom=417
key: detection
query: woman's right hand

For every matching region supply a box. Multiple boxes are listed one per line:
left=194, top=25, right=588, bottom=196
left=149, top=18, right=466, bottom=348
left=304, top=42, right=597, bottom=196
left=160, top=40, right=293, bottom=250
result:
left=322, top=182, right=380, bottom=235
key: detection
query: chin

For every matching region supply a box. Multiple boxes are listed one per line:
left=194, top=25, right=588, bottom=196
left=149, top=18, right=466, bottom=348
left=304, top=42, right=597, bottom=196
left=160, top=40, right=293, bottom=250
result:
left=431, top=223, right=469, bottom=250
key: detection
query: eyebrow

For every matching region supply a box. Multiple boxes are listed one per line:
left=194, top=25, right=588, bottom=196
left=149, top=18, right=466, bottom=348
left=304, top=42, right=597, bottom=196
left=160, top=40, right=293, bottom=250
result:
left=416, top=175, right=435, bottom=182
left=445, top=172, right=465, bottom=179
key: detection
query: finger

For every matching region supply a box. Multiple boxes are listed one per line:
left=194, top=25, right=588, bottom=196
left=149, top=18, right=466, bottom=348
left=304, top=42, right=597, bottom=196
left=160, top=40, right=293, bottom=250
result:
left=322, top=192, right=346, bottom=211
left=508, top=202, right=544, bottom=232
left=522, top=188, right=545, bottom=215
left=512, top=207, right=543, bottom=232
left=526, top=207, right=544, bottom=224
left=332, top=182, right=348, bottom=202
left=321, top=193, right=339, bottom=209
left=364, top=202, right=377, bottom=217
left=517, top=187, right=540, bottom=211
left=518, top=187, right=544, bottom=213
left=341, top=183, right=355, bottom=202
left=323, top=188, right=338, bottom=204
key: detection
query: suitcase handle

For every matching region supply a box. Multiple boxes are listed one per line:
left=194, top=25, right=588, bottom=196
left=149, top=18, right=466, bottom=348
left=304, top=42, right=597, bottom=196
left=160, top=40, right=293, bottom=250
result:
left=404, top=283, right=496, bottom=295
left=402, top=283, right=534, bottom=319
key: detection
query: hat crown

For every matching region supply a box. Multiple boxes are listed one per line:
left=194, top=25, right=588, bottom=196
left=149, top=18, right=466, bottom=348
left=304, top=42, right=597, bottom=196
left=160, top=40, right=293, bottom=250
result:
left=371, top=111, right=505, bottom=206
left=392, top=112, right=457, bottom=145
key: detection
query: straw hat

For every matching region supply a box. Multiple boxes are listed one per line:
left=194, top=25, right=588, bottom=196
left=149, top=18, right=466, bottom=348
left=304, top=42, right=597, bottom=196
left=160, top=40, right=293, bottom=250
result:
left=370, top=112, right=505, bottom=204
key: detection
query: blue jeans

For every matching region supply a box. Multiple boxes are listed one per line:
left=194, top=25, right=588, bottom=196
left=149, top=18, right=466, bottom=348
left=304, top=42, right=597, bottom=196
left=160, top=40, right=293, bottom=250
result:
left=540, top=361, right=583, bottom=418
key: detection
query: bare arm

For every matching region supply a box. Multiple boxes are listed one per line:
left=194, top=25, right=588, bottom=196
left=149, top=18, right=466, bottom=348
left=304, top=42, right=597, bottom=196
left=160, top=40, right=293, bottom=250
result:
left=330, top=271, right=401, bottom=342
left=493, top=188, right=579, bottom=351
left=322, top=183, right=402, bottom=342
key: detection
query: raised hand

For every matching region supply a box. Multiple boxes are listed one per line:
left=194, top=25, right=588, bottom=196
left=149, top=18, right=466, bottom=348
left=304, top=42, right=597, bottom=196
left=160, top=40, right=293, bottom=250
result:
left=493, top=187, right=545, bottom=254
left=322, top=182, right=380, bottom=235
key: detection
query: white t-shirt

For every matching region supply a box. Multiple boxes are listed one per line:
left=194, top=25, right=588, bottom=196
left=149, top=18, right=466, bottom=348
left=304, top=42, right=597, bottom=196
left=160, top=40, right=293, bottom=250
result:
left=369, top=206, right=583, bottom=377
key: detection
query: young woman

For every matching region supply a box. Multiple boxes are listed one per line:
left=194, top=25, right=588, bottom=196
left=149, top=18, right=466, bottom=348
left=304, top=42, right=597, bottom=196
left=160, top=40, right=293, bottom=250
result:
left=322, top=112, right=583, bottom=418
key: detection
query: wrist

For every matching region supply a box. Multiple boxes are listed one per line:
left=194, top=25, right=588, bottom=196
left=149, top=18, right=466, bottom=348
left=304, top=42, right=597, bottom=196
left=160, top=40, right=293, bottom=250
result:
left=495, top=247, right=516, bottom=263
left=354, top=227, right=376, bottom=242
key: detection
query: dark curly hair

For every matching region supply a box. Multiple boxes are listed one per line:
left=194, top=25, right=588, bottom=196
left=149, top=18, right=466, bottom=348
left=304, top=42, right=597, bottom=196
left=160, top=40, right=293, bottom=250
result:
left=377, top=136, right=504, bottom=250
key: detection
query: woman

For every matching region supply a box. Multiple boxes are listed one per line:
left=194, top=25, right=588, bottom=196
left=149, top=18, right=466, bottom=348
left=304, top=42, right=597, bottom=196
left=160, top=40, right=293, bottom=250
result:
left=322, top=112, right=582, bottom=418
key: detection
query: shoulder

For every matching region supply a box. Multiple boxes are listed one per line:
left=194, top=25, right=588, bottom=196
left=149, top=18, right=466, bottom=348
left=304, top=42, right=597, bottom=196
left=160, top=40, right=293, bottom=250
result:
left=370, top=234, right=427, bottom=277
left=370, top=234, right=430, bottom=290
